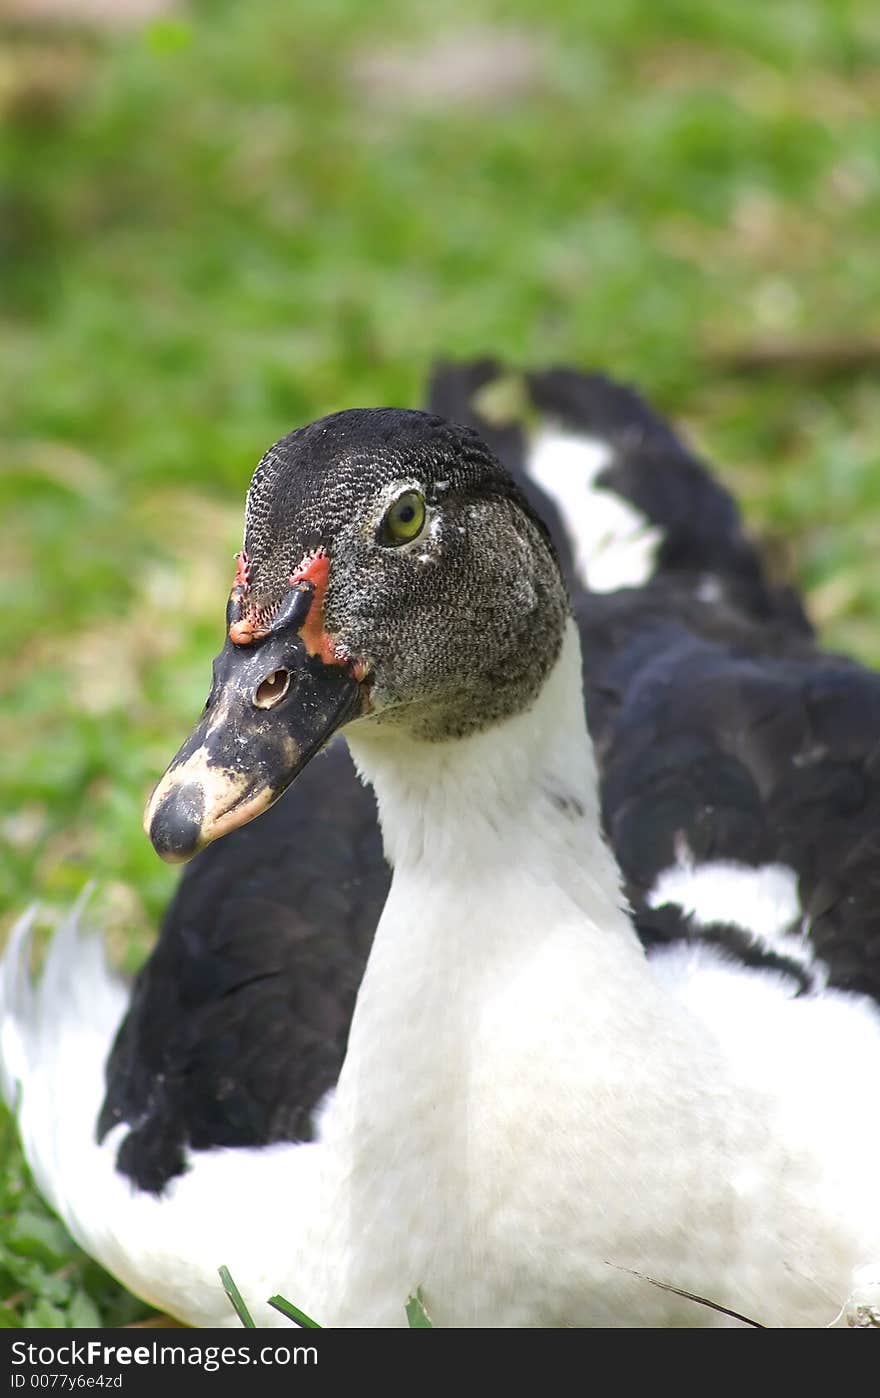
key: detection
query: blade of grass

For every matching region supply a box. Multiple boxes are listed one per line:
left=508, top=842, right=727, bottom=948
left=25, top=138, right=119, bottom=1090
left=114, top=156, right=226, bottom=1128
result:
left=606, top=1263, right=765, bottom=1328
left=405, top=1289, right=433, bottom=1328
left=268, top=1294, right=322, bottom=1328
left=218, top=1266, right=256, bottom=1328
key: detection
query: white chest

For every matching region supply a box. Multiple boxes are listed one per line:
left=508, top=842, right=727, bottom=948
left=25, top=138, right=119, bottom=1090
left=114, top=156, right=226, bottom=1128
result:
left=307, top=873, right=734, bottom=1326
left=293, top=626, right=879, bottom=1328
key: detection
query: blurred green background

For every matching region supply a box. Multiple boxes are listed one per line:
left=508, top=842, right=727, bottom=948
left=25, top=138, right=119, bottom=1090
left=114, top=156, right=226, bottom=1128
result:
left=1, top=0, right=879, bottom=1324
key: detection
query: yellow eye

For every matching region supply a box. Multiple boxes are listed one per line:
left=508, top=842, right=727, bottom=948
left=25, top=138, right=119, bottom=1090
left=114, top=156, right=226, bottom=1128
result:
left=380, top=490, right=426, bottom=546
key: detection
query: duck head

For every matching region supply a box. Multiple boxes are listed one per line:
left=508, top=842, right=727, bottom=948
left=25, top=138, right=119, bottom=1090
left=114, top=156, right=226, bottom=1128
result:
left=145, top=408, right=566, bottom=863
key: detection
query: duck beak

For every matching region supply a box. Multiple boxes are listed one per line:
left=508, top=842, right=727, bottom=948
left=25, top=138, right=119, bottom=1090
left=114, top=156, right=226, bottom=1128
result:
left=144, top=585, right=365, bottom=864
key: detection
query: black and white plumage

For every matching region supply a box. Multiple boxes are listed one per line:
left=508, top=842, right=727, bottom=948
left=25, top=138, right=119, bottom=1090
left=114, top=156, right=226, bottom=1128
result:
left=98, top=361, right=880, bottom=1195
left=97, top=740, right=386, bottom=1196
left=2, top=364, right=880, bottom=1327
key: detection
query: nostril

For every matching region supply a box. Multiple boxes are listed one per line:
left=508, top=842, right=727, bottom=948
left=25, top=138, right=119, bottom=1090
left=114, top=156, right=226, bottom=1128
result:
left=254, top=668, right=291, bottom=710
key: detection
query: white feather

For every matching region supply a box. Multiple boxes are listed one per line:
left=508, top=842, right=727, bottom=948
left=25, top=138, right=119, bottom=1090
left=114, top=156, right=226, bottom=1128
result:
left=524, top=426, right=662, bottom=591
left=648, top=855, right=806, bottom=950
left=0, top=895, right=317, bottom=1327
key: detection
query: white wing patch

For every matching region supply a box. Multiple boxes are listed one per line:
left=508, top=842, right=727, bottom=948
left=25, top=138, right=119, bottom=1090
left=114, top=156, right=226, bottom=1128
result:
left=648, top=854, right=814, bottom=973
left=648, top=856, right=801, bottom=942
left=525, top=426, right=662, bottom=592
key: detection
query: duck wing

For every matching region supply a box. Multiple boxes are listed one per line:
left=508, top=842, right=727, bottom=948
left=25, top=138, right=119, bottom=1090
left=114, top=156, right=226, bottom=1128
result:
left=580, top=582, right=880, bottom=1005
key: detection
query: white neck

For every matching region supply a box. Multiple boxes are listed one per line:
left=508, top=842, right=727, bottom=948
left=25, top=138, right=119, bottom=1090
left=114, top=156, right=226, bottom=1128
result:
left=347, top=619, right=630, bottom=928
left=338, top=629, right=641, bottom=1132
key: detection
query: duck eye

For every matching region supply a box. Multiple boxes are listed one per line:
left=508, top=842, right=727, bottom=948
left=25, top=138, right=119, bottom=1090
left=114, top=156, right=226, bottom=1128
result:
left=380, top=490, right=426, bottom=546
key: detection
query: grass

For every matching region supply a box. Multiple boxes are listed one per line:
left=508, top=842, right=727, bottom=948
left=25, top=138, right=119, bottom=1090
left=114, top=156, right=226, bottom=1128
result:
left=1, top=0, right=879, bottom=1326
left=0, top=1110, right=146, bottom=1326
left=220, top=1266, right=430, bottom=1329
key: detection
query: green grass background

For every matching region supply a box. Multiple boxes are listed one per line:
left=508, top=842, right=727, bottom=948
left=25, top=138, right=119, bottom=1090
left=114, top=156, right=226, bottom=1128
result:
left=1, top=0, right=879, bottom=1325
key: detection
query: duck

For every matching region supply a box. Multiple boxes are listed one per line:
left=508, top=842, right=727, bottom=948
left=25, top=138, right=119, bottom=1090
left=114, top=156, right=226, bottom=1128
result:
left=3, top=362, right=880, bottom=1328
